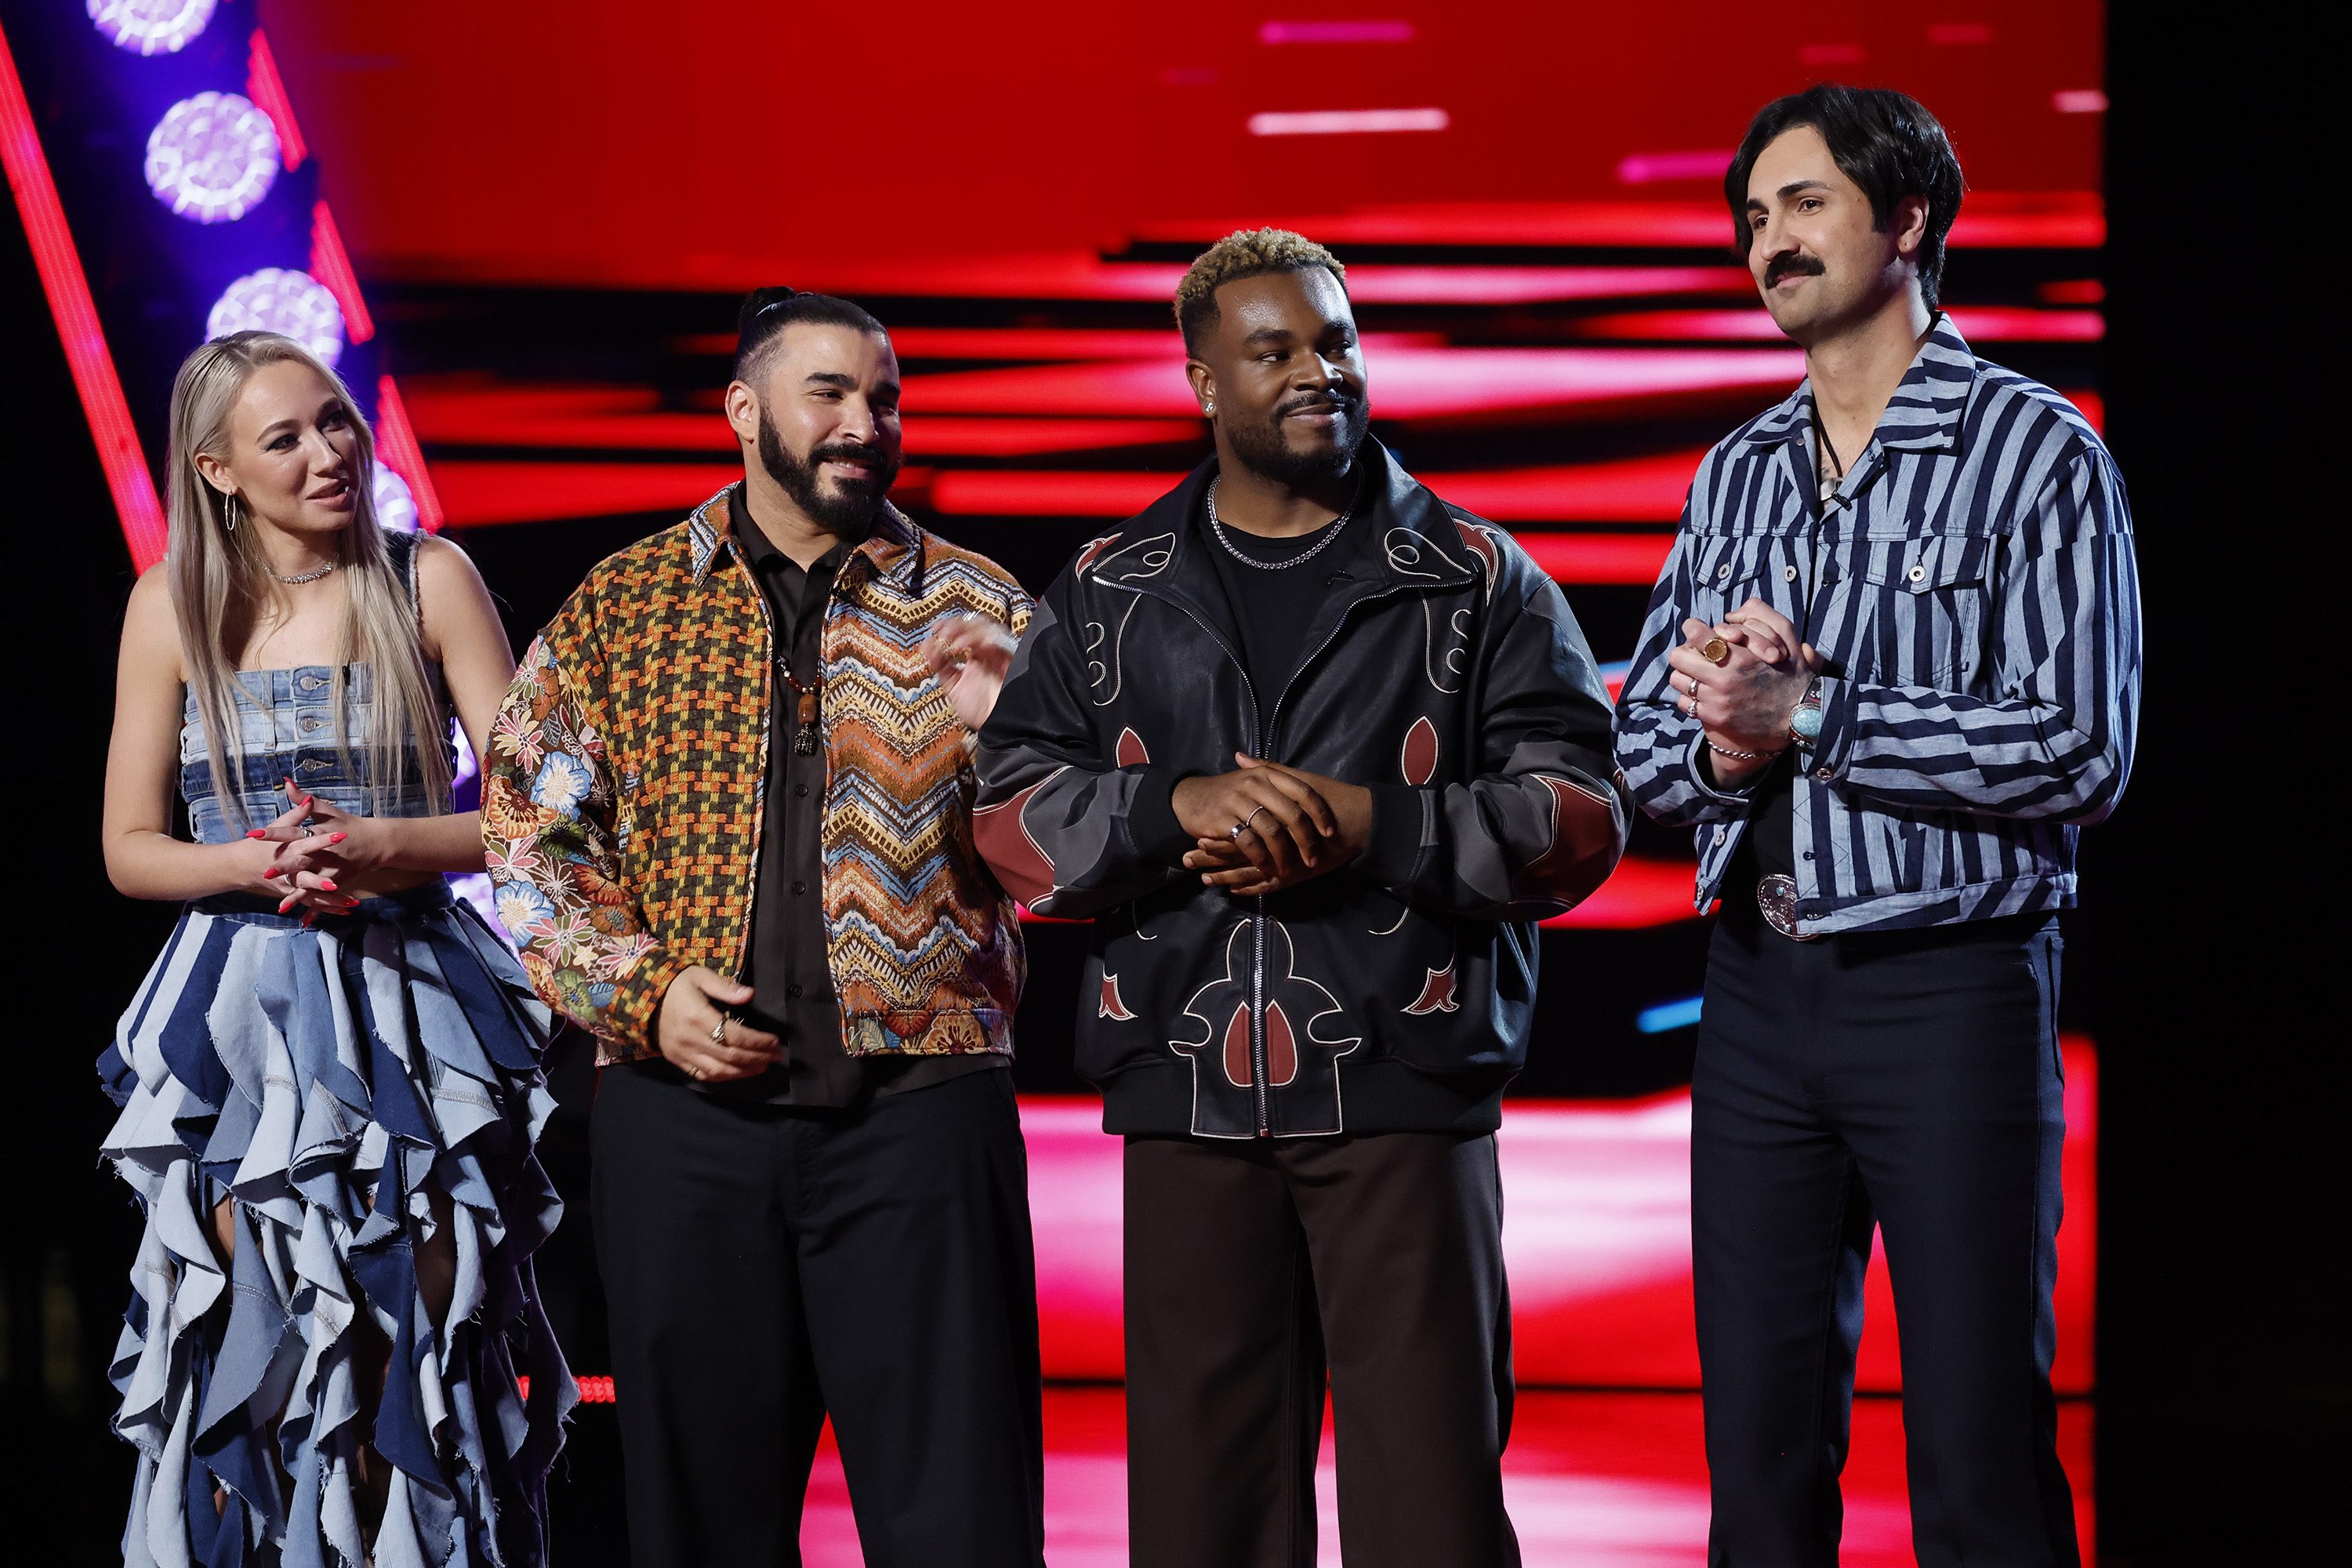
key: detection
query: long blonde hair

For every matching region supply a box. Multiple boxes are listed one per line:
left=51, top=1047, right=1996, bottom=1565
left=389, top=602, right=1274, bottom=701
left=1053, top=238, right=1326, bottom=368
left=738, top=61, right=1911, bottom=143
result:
left=166, top=331, right=452, bottom=827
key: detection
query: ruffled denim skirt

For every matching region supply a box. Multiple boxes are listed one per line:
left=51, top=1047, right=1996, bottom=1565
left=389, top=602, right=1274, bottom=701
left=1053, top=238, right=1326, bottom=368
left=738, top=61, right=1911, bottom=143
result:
left=96, top=883, right=574, bottom=1568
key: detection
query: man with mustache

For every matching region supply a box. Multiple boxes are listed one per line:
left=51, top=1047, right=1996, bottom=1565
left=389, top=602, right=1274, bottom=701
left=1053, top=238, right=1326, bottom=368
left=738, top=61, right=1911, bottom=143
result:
left=484, top=289, right=1044, bottom=1565
left=1617, top=87, right=2137, bottom=1566
left=975, top=230, right=1627, bottom=1566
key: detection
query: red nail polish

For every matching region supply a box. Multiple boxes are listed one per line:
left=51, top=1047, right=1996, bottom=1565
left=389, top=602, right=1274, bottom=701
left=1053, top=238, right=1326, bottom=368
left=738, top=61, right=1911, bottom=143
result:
left=318, top=880, right=337, bottom=891
left=245, top=829, right=267, bottom=840
left=328, top=832, right=347, bottom=843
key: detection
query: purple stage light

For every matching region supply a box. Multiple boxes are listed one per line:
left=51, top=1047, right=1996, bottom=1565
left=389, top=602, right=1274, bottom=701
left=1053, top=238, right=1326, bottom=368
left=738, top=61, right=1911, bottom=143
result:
left=372, top=462, right=419, bottom=533
left=88, top=0, right=216, bottom=55
left=206, top=267, right=345, bottom=364
left=144, top=93, right=279, bottom=222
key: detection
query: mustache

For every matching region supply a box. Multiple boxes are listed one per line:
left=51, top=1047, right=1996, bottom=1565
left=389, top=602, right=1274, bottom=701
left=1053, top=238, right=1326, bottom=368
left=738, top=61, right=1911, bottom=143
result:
left=1764, top=252, right=1826, bottom=286
left=1274, top=390, right=1359, bottom=419
left=810, top=441, right=892, bottom=474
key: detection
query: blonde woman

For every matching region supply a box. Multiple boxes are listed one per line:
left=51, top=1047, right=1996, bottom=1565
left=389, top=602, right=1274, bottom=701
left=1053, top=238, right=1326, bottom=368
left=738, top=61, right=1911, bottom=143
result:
left=98, top=331, right=571, bottom=1567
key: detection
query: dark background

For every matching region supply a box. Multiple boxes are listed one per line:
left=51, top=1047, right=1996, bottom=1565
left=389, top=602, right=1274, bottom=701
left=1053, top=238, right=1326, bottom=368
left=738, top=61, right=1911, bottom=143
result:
left=3, top=13, right=2333, bottom=1566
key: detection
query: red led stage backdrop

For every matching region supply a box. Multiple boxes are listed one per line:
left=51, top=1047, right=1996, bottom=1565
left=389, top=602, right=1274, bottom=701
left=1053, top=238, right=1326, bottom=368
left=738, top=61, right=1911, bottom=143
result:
left=256, top=0, right=2104, bottom=288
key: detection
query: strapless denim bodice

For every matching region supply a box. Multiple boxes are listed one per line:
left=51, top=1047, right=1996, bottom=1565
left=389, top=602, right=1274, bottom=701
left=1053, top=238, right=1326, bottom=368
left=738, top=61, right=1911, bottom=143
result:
left=180, top=662, right=452, bottom=842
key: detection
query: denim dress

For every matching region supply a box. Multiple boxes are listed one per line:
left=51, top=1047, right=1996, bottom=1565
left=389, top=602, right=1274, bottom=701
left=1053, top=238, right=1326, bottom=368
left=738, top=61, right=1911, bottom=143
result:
left=96, top=653, right=572, bottom=1568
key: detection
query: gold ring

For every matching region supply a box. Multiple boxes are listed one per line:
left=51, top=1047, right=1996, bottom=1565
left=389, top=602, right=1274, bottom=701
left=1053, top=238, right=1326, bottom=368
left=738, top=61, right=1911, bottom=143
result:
left=1700, top=637, right=1731, bottom=665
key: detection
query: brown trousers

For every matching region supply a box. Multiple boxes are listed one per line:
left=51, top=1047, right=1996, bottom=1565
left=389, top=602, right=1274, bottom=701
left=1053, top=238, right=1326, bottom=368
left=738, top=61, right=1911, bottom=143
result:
left=1123, top=1131, right=1520, bottom=1568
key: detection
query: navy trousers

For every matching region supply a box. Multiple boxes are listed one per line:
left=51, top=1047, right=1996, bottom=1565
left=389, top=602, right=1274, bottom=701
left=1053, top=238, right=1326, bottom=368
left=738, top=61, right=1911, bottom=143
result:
left=1691, top=906, right=2078, bottom=1568
left=591, top=1062, right=1045, bottom=1568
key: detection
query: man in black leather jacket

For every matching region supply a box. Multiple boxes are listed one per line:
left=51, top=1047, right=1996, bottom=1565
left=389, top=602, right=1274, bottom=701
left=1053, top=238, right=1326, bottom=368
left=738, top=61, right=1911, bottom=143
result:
left=975, top=230, right=1625, bottom=1567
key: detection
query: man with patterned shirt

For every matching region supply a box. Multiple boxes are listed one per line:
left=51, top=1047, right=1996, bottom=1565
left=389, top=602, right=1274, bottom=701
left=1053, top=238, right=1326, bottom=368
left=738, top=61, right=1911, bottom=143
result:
left=483, top=289, right=1042, bottom=1566
left=1617, top=88, right=2137, bottom=1567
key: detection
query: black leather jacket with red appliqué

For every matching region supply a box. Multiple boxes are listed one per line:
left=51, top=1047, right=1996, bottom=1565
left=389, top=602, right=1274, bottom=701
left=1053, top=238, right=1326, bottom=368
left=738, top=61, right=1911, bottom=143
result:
left=975, top=442, right=1627, bottom=1138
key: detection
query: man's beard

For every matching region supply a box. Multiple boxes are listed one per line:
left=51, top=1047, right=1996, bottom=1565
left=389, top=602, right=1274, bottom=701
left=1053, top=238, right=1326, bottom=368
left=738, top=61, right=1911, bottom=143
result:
left=1223, top=390, right=1367, bottom=487
left=757, top=408, right=899, bottom=532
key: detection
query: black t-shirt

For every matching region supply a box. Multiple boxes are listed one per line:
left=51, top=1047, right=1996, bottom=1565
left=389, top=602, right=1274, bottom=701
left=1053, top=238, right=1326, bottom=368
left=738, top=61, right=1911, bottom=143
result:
left=1200, top=499, right=1363, bottom=732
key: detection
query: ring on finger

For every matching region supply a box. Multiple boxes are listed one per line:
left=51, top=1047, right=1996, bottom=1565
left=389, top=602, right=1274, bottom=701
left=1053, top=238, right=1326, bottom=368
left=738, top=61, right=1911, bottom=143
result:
left=1700, top=637, right=1732, bottom=665
left=710, top=1016, right=728, bottom=1048
left=1244, top=805, right=1272, bottom=833
left=1229, top=819, right=1250, bottom=841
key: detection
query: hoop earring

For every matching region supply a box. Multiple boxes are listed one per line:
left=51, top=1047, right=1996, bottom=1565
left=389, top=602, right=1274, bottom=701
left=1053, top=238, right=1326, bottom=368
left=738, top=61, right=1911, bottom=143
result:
left=223, top=492, right=241, bottom=533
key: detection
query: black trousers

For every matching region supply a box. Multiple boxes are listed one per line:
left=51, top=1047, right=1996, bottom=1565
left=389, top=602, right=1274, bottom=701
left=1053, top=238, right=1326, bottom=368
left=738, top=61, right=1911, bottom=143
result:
left=590, top=1063, right=1045, bottom=1567
left=1123, top=1131, right=1519, bottom=1568
left=1692, top=906, right=2078, bottom=1568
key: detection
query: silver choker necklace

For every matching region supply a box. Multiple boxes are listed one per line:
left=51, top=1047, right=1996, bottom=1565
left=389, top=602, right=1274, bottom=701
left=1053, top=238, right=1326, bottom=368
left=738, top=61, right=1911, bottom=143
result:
left=1205, top=479, right=1355, bottom=572
left=275, top=561, right=337, bottom=586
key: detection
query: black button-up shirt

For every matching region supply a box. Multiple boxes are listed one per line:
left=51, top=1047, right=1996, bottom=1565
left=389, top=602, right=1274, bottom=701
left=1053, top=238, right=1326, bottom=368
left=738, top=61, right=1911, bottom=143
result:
left=723, top=492, right=1005, bottom=1107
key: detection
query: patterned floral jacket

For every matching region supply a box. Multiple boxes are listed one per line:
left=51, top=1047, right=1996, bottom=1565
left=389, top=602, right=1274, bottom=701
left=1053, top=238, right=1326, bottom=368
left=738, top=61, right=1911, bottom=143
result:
left=483, top=490, right=1032, bottom=1064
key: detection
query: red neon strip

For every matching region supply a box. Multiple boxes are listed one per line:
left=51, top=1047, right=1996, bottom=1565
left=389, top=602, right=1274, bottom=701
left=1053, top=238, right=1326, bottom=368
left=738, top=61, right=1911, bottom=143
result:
left=1538, top=855, right=1699, bottom=928
left=0, top=21, right=167, bottom=571
left=373, top=377, right=445, bottom=532
left=1510, top=531, right=1675, bottom=586
left=309, top=201, right=375, bottom=342
left=1129, top=192, right=2104, bottom=249
left=1574, top=307, right=2104, bottom=343
left=245, top=30, right=307, bottom=169
left=430, top=459, right=739, bottom=527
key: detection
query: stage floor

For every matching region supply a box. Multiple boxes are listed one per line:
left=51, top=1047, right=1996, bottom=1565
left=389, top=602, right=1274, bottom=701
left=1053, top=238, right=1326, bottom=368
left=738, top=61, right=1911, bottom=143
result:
left=787, top=1388, right=2095, bottom=1565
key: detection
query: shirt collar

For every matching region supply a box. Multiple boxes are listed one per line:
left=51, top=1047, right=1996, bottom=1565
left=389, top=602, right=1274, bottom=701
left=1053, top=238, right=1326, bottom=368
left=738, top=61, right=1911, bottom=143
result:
left=1738, top=312, right=1980, bottom=456
left=686, top=484, right=920, bottom=587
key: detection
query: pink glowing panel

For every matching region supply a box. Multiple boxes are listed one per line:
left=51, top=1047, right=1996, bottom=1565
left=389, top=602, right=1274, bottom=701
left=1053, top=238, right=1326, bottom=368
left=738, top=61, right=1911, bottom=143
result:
left=796, top=1388, right=2093, bottom=1566
left=1021, top=1098, right=1126, bottom=1379
left=1541, top=856, right=1697, bottom=930
left=88, top=0, right=214, bottom=54
left=206, top=267, right=344, bottom=365
left=144, top=92, right=278, bottom=222
left=1258, top=20, right=1416, bottom=44
left=1616, top=149, right=1733, bottom=185
left=1019, top=1038, right=2095, bottom=1395
left=1575, top=307, right=2103, bottom=343
left=1249, top=107, right=1450, bottom=136
left=905, top=347, right=1806, bottom=422
left=2053, top=89, right=2109, bottom=114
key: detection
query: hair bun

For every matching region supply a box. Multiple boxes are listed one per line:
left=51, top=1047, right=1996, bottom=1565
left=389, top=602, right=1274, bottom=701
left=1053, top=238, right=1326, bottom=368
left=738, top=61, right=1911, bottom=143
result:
left=735, top=286, right=801, bottom=336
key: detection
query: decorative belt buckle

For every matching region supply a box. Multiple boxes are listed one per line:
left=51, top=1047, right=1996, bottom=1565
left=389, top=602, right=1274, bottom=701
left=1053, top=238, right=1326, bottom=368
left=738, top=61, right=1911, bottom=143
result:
left=1756, top=874, right=1820, bottom=941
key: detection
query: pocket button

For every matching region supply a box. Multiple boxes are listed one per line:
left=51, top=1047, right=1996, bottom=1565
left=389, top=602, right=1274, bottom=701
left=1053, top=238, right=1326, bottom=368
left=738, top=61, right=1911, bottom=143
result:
left=1783, top=565, right=1798, bottom=582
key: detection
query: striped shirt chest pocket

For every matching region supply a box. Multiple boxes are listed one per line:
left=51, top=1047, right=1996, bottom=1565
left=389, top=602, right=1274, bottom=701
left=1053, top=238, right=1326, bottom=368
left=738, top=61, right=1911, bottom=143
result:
left=1690, top=536, right=1795, bottom=627
left=1853, top=532, right=1995, bottom=689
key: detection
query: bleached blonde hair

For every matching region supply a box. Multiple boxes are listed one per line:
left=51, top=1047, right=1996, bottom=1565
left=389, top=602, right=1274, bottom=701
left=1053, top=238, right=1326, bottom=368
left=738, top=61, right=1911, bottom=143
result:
left=1173, top=228, right=1348, bottom=356
left=165, top=331, right=452, bottom=828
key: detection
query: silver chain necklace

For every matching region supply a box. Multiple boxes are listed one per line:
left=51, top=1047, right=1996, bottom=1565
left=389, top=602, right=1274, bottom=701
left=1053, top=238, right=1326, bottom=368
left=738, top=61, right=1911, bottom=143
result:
left=274, top=561, right=338, bottom=585
left=1206, top=478, right=1355, bottom=571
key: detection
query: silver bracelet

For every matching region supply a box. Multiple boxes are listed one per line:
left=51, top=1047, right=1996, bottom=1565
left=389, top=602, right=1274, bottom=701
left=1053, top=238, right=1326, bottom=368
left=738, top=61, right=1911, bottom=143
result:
left=1708, top=740, right=1788, bottom=761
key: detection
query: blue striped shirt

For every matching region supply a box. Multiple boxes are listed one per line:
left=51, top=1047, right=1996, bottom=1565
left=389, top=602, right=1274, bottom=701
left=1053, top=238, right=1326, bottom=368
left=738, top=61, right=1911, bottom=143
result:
left=1613, top=317, right=2140, bottom=934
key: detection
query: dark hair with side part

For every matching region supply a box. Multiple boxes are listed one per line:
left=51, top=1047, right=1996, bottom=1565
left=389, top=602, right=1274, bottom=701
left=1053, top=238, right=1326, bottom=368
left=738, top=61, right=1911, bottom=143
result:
left=1173, top=228, right=1349, bottom=358
left=1726, top=84, right=1966, bottom=310
left=732, top=287, right=891, bottom=388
